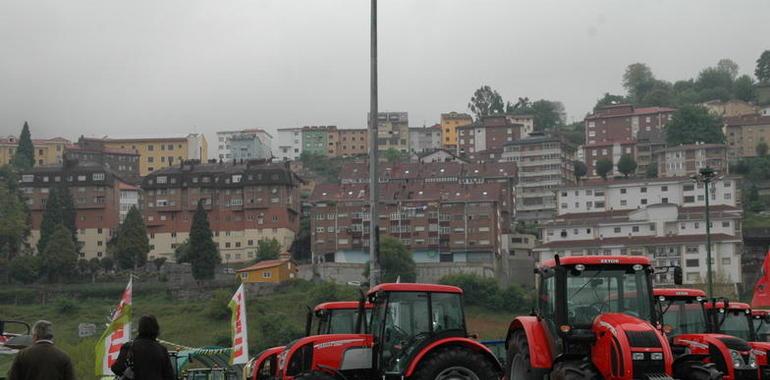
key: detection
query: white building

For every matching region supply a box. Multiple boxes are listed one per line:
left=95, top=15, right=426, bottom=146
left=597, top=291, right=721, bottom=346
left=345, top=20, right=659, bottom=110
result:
left=504, top=114, right=535, bottom=137
left=185, top=133, right=207, bottom=160
left=216, top=129, right=273, bottom=161
left=118, top=183, right=140, bottom=222
left=538, top=176, right=743, bottom=285
left=275, top=128, right=303, bottom=161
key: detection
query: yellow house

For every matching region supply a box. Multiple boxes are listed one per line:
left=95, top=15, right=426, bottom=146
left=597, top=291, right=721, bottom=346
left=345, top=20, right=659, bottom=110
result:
left=440, top=112, right=473, bottom=148
left=0, top=136, right=70, bottom=167
left=99, top=134, right=207, bottom=176
left=236, top=259, right=298, bottom=283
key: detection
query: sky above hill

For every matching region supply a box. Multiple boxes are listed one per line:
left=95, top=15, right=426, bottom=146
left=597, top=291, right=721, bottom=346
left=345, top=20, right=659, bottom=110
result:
left=1, top=0, right=769, bottom=152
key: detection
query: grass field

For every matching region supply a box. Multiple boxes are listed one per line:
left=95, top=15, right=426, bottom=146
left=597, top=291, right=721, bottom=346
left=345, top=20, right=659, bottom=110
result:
left=0, top=280, right=518, bottom=379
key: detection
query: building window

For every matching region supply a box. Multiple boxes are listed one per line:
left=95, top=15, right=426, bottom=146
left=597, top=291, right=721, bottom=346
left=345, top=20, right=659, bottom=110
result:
left=641, top=199, right=647, bottom=205
left=661, top=186, right=668, bottom=191
left=722, top=221, right=730, bottom=227
left=620, top=200, right=627, bottom=206
left=686, top=259, right=699, bottom=268
left=722, top=258, right=731, bottom=265
left=684, top=196, right=695, bottom=203
left=632, top=226, right=639, bottom=232
left=613, top=227, right=621, bottom=233
left=662, top=198, right=669, bottom=204
left=262, top=271, right=272, bottom=279
left=620, top=188, right=627, bottom=194
left=640, top=187, right=647, bottom=193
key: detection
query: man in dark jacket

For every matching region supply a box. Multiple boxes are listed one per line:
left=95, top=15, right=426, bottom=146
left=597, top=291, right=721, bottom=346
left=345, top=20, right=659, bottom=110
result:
left=7, top=320, right=75, bottom=380
left=111, top=314, right=175, bottom=380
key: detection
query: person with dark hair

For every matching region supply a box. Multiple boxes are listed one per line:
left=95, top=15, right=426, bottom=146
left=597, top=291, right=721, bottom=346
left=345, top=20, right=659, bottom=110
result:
left=111, top=315, right=175, bottom=380
left=7, top=320, right=75, bottom=380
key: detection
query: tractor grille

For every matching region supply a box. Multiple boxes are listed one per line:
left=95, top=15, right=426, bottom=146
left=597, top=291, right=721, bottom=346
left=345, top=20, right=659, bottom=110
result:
left=735, top=369, right=759, bottom=380
left=719, top=337, right=752, bottom=352
left=626, top=331, right=661, bottom=348
left=633, top=360, right=666, bottom=379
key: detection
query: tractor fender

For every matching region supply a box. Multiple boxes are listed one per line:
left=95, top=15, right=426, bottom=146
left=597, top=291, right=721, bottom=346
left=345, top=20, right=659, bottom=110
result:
left=250, top=346, right=285, bottom=380
left=504, top=316, right=553, bottom=369
left=403, top=337, right=503, bottom=377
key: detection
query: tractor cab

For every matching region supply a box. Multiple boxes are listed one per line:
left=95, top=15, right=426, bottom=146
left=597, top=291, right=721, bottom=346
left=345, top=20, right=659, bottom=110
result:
left=654, top=288, right=758, bottom=380
left=276, top=283, right=501, bottom=380
left=706, top=301, right=770, bottom=378
left=753, top=310, right=770, bottom=343
left=505, top=256, right=682, bottom=380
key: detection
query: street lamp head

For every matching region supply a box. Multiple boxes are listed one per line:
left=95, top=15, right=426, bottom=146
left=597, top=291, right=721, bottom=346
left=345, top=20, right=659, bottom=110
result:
left=699, top=167, right=716, bottom=178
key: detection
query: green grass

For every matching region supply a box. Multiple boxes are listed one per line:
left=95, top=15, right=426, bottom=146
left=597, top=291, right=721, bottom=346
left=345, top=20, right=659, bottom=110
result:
left=0, top=280, right=518, bottom=379
left=743, top=213, right=770, bottom=228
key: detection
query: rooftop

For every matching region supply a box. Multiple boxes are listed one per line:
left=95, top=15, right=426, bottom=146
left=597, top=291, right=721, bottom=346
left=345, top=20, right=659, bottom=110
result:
left=236, top=259, right=292, bottom=273
left=538, top=233, right=738, bottom=249
left=310, top=182, right=505, bottom=203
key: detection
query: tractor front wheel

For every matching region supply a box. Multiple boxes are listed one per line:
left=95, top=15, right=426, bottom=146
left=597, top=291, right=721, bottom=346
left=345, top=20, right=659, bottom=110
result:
left=294, top=370, right=338, bottom=380
left=411, top=346, right=499, bottom=380
left=673, top=361, right=722, bottom=380
left=507, top=330, right=539, bottom=380
left=550, top=361, right=600, bottom=380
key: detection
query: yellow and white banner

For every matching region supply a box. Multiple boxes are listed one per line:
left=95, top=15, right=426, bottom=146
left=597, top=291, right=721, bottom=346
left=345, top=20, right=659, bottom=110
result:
left=95, top=278, right=132, bottom=377
left=228, top=284, right=249, bottom=365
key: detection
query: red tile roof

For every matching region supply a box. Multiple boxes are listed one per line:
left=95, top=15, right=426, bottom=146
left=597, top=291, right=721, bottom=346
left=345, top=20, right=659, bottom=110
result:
left=724, top=114, right=770, bottom=127
left=236, top=259, right=291, bottom=272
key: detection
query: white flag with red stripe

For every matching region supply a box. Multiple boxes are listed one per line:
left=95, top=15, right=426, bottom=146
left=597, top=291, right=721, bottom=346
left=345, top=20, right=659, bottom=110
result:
left=95, top=278, right=132, bottom=377
left=228, top=284, right=249, bottom=365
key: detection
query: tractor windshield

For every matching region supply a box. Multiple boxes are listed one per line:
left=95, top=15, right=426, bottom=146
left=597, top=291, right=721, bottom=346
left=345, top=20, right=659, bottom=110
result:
left=372, top=291, right=464, bottom=375
left=720, top=310, right=753, bottom=341
left=753, top=317, right=770, bottom=342
left=566, top=266, right=652, bottom=327
left=317, top=308, right=372, bottom=335
left=659, top=299, right=708, bottom=336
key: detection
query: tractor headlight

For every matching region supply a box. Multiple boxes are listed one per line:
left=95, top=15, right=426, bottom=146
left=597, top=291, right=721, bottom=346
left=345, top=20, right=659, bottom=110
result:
left=632, top=352, right=645, bottom=361
left=730, top=349, right=743, bottom=368
left=651, top=352, right=663, bottom=360
left=749, top=352, right=758, bottom=369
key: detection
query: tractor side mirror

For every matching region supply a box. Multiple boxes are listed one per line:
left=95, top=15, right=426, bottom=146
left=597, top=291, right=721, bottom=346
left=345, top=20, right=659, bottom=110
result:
left=673, top=266, right=683, bottom=285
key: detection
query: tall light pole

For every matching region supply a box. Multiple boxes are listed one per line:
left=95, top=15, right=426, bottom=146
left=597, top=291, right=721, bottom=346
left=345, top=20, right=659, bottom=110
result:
left=693, top=167, right=717, bottom=297
left=368, top=0, right=381, bottom=286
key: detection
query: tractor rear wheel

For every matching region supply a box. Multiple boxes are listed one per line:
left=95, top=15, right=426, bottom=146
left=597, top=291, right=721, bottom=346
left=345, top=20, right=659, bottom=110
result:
left=410, top=346, right=499, bottom=380
left=550, top=361, right=600, bottom=380
left=673, top=361, right=722, bottom=380
left=507, top=330, right=539, bottom=380
left=295, top=371, right=338, bottom=380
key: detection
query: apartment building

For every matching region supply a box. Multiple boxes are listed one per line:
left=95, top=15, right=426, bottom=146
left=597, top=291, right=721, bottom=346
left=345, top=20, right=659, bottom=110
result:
left=20, top=160, right=140, bottom=259
left=539, top=176, right=743, bottom=285
left=370, top=112, right=409, bottom=152
left=504, top=114, right=535, bottom=136
left=702, top=99, right=759, bottom=118
left=216, top=129, right=273, bottom=162
left=653, top=144, right=729, bottom=178
left=585, top=104, right=675, bottom=145
left=440, top=112, right=473, bottom=148
left=309, top=182, right=509, bottom=265
left=337, top=128, right=369, bottom=157
left=724, top=114, right=770, bottom=159
left=0, top=135, right=70, bottom=167
left=301, top=126, right=334, bottom=156
left=457, top=116, right=525, bottom=156
left=501, top=134, right=576, bottom=222
left=64, top=142, right=141, bottom=185
left=87, top=134, right=207, bottom=176
left=275, top=128, right=303, bottom=161
left=583, top=141, right=636, bottom=177
left=141, top=160, right=301, bottom=263
left=409, top=125, right=442, bottom=153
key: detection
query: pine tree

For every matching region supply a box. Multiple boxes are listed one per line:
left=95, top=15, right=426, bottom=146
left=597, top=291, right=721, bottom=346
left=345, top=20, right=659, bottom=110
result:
left=58, top=185, right=79, bottom=253
left=114, top=206, right=150, bottom=270
left=40, top=224, right=78, bottom=282
left=188, top=201, right=221, bottom=280
left=37, top=187, right=62, bottom=254
left=11, top=122, right=35, bottom=170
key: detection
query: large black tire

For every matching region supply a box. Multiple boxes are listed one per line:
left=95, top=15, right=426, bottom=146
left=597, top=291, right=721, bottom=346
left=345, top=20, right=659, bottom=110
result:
left=550, top=361, right=600, bottom=380
left=506, top=330, right=539, bottom=380
left=294, top=370, right=338, bottom=380
left=410, top=346, right=500, bottom=380
left=673, top=361, right=722, bottom=380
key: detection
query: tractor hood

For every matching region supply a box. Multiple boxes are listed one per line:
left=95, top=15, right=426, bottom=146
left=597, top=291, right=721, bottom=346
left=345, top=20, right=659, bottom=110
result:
left=594, top=313, right=669, bottom=349
left=277, top=334, right=373, bottom=377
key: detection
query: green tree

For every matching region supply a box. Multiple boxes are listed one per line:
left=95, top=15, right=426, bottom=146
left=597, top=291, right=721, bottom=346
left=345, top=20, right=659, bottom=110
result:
left=468, top=85, right=504, bottom=120
left=37, top=187, right=62, bottom=254
left=756, top=50, right=770, bottom=83
left=11, top=122, right=35, bottom=170
left=695, top=67, right=734, bottom=100
left=623, top=63, right=656, bottom=102
left=113, top=206, right=150, bottom=270
left=188, top=201, right=221, bottom=281
left=58, top=185, right=79, bottom=253
left=153, top=257, right=167, bottom=271
left=645, top=164, right=659, bottom=178
left=529, top=100, right=565, bottom=130
left=174, top=239, right=191, bottom=263
left=8, top=255, right=40, bottom=284
left=256, top=238, right=282, bottom=262
left=757, top=142, right=769, bottom=157
left=558, top=121, right=585, bottom=146
left=0, top=181, right=30, bottom=268
left=735, top=75, right=757, bottom=102
left=88, top=257, right=101, bottom=282
left=40, top=224, right=78, bottom=282
left=596, top=159, right=614, bottom=180
left=617, top=154, right=638, bottom=177
left=665, top=105, right=725, bottom=145
left=640, top=80, right=674, bottom=106
left=101, top=256, right=114, bottom=272
left=364, top=236, right=416, bottom=283
left=573, top=161, right=587, bottom=183
left=505, top=97, right=530, bottom=114
left=716, top=58, right=739, bottom=80
left=290, top=215, right=311, bottom=262
left=383, top=148, right=407, bottom=163
left=594, top=93, right=628, bottom=109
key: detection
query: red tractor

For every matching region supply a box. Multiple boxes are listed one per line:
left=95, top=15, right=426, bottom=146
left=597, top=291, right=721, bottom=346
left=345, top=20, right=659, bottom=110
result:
left=274, top=283, right=502, bottom=379
left=504, top=255, right=687, bottom=380
left=752, top=310, right=770, bottom=343
left=247, top=301, right=372, bottom=380
left=705, top=301, right=770, bottom=378
left=654, top=288, right=755, bottom=380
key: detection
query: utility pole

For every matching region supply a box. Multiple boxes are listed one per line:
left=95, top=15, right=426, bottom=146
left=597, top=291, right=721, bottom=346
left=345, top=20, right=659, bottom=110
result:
left=694, top=167, right=717, bottom=297
left=368, top=0, right=381, bottom=286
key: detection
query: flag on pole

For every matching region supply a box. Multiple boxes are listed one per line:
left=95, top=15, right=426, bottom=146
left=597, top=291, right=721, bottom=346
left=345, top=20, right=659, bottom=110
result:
left=228, top=284, right=249, bottom=365
left=95, top=277, right=133, bottom=377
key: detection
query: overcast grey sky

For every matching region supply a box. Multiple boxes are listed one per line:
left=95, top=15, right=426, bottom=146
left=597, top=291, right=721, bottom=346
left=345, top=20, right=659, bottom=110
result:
left=1, top=0, right=768, bottom=152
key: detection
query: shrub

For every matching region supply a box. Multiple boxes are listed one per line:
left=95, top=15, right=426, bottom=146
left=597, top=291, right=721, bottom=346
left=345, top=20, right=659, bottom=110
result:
left=439, top=273, right=532, bottom=313
left=205, top=289, right=233, bottom=320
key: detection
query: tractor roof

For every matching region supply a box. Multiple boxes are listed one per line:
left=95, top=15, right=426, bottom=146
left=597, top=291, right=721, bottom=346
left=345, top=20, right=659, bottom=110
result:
left=752, top=309, right=770, bottom=317
left=540, top=255, right=652, bottom=268
left=314, top=301, right=372, bottom=312
left=368, top=283, right=463, bottom=296
left=704, top=301, right=751, bottom=310
left=653, top=288, right=706, bottom=298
